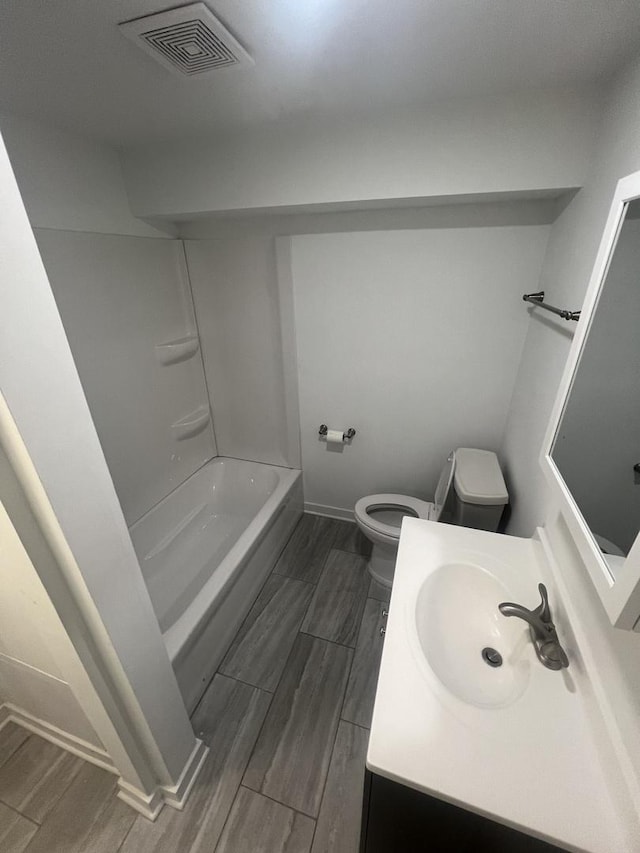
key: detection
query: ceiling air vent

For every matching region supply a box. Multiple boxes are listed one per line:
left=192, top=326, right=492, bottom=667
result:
left=119, top=3, right=253, bottom=77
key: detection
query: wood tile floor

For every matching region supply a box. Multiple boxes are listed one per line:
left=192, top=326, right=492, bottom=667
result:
left=0, top=515, right=388, bottom=853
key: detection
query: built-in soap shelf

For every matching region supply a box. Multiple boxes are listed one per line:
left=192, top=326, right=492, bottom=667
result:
left=155, top=335, right=200, bottom=366
left=171, top=406, right=211, bottom=441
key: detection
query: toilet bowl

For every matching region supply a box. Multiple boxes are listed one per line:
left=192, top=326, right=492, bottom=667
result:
left=354, top=494, right=436, bottom=587
left=355, top=452, right=457, bottom=588
left=354, top=449, right=508, bottom=589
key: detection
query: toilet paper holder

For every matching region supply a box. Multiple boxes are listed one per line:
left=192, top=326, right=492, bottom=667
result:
left=319, top=424, right=356, bottom=440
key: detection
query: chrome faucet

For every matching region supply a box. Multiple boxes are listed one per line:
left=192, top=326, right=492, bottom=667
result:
left=498, top=583, right=569, bottom=671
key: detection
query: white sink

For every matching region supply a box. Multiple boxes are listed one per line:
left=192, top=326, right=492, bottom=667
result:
left=367, top=519, right=634, bottom=853
left=415, top=562, right=530, bottom=708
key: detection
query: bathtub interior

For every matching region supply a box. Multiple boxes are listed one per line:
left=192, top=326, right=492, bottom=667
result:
left=129, top=458, right=283, bottom=633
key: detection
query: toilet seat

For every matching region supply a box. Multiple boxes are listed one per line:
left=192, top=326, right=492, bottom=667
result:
left=354, top=494, right=434, bottom=543
left=354, top=454, right=456, bottom=546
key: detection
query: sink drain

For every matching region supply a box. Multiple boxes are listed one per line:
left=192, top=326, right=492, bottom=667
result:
left=481, top=647, right=503, bottom=668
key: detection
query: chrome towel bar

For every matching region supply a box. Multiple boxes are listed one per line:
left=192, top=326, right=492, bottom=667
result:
left=522, top=291, right=580, bottom=322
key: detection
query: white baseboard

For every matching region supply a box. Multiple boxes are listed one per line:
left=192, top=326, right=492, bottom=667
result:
left=0, top=702, right=116, bottom=774
left=117, top=780, right=164, bottom=821
left=160, top=737, right=209, bottom=810
left=304, top=502, right=355, bottom=521
left=0, top=703, right=209, bottom=822
left=117, top=738, right=208, bottom=820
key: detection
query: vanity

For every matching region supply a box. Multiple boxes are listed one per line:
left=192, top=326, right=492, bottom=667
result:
left=364, top=520, right=634, bottom=852
left=363, top=169, right=640, bottom=852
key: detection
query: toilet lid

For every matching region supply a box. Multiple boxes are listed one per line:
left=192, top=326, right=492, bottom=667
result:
left=355, top=494, right=433, bottom=540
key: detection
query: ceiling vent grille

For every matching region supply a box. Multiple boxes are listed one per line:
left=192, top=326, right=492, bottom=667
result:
left=119, top=3, right=253, bottom=77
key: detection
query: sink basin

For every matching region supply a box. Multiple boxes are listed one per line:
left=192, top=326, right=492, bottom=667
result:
left=415, top=563, right=530, bottom=708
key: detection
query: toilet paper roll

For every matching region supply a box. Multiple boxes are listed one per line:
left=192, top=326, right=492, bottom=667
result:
left=326, top=429, right=345, bottom=445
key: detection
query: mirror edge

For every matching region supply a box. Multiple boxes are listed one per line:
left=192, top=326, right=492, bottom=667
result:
left=540, top=169, right=640, bottom=631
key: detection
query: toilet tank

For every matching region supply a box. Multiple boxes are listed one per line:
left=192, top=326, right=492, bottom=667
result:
left=450, top=448, right=508, bottom=532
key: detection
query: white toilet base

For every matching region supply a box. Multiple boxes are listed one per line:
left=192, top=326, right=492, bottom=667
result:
left=367, top=541, right=399, bottom=589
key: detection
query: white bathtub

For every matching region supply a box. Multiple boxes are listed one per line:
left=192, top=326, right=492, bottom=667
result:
left=129, top=457, right=302, bottom=711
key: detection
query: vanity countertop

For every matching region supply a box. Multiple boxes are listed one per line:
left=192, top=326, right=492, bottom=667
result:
left=367, top=518, right=634, bottom=853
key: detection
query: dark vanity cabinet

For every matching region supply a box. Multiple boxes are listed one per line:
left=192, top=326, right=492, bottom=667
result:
left=360, top=771, right=565, bottom=852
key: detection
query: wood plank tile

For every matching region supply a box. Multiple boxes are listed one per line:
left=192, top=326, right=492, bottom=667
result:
left=341, top=599, right=386, bottom=729
left=216, top=787, right=315, bottom=853
left=0, top=723, right=29, bottom=770
left=311, top=721, right=369, bottom=853
left=273, top=515, right=337, bottom=583
left=121, top=675, right=271, bottom=853
left=0, top=735, right=84, bottom=823
left=0, top=802, right=38, bottom=853
left=331, top=521, right=372, bottom=557
left=301, top=550, right=369, bottom=647
left=243, top=634, right=352, bottom=817
left=23, top=763, right=135, bottom=853
left=220, top=574, right=314, bottom=692
left=368, top=578, right=391, bottom=604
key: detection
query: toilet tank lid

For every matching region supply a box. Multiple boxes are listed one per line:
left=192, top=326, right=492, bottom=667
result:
left=453, top=448, right=508, bottom=506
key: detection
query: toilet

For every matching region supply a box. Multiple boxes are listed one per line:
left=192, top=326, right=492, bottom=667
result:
left=354, top=448, right=509, bottom=589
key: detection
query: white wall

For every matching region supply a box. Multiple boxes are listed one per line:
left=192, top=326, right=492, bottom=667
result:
left=551, top=218, right=640, bottom=554
left=185, top=238, right=296, bottom=468
left=500, top=54, right=640, bottom=791
left=502, top=57, right=640, bottom=538
left=0, top=113, right=172, bottom=237
left=0, top=482, right=102, bottom=746
left=289, top=226, right=550, bottom=515
left=123, top=88, right=598, bottom=218
left=35, top=230, right=216, bottom=525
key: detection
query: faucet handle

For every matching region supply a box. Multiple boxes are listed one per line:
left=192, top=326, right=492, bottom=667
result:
left=533, top=582, right=551, bottom=623
left=499, top=583, right=551, bottom=624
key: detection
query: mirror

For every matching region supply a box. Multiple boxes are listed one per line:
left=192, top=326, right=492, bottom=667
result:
left=552, top=198, right=640, bottom=564
left=542, top=171, right=640, bottom=629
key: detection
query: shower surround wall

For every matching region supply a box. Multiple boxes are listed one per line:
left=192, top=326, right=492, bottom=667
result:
left=34, top=231, right=301, bottom=527
left=34, top=231, right=216, bottom=525
left=184, top=237, right=299, bottom=470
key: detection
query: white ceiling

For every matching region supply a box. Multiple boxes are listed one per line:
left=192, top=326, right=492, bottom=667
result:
left=1, top=0, right=640, bottom=148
